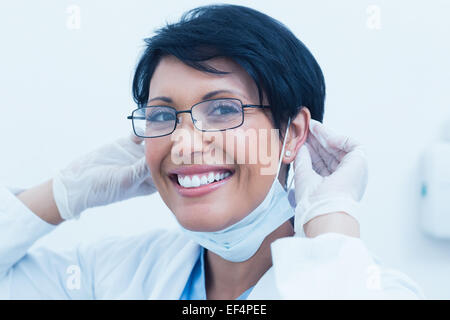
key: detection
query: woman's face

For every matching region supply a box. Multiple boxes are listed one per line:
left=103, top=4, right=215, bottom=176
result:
left=145, top=55, right=288, bottom=232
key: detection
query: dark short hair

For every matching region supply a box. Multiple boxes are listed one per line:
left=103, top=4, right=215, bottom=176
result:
left=132, top=3, right=326, bottom=138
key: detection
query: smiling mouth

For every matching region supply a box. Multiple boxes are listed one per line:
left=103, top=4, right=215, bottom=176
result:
left=169, top=170, right=234, bottom=188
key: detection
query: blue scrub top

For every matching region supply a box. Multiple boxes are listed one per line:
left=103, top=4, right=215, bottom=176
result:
left=180, top=247, right=254, bottom=300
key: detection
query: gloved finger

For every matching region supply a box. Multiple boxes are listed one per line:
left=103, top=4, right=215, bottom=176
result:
left=305, top=136, right=334, bottom=176
left=293, top=144, right=321, bottom=196
left=116, top=134, right=146, bottom=159
left=333, top=144, right=367, bottom=175
left=131, top=157, right=157, bottom=196
left=329, top=145, right=368, bottom=200
left=115, top=157, right=151, bottom=188
left=293, top=143, right=312, bottom=173
left=307, top=133, right=340, bottom=173
left=109, top=157, right=153, bottom=202
left=309, top=122, right=349, bottom=163
left=310, top=120, right=360, bottom=154
left=133, top=156, right=151, bottom=180
left=130, top=131, right=145, bottom=144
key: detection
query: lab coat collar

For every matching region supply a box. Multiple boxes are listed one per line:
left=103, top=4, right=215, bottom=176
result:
left=147, top=236, right=282, bottom=300
left=246, top=265, right=282, bottom=299
left=148, top=239, right=202, bottom=299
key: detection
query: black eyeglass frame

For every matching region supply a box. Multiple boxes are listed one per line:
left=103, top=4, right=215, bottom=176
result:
left=127, top=98, right=271, bottom=138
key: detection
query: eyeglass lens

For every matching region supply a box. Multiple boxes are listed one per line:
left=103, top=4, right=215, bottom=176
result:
left=132, top=99, right=244, bottom=138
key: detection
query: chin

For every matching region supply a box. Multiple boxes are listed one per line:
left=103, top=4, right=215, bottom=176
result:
left=173, top=204, right=235, bottom=232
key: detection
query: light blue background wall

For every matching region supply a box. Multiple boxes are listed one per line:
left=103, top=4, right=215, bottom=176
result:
left=0, top=0, right=449, bottom=299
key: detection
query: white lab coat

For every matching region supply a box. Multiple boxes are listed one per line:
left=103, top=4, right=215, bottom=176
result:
left=0, top=185, right=424, bottom=299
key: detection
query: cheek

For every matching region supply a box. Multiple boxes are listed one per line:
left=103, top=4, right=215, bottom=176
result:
left=144, top=139, right=169, bottom=176
left=218, top=118, right=280, bottom=220
left=144, top=141, right=155, bottom=170
left=229, top=118, right=280, bottom=175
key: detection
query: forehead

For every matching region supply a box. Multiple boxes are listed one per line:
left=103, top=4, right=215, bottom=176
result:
left=149, top=55, right=260, bottom=103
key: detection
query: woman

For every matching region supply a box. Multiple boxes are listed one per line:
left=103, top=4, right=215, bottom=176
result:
left=0, top=4, right=423, bottom=299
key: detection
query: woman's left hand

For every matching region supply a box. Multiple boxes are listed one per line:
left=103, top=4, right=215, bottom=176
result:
left=292, top=119, right=368, bottom=238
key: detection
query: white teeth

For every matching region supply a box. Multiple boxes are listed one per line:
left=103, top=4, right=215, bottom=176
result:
left=183, top=176, right=192, bottom=188
left=207, top=172, right=215, bottom=183
left=191, top=175, right=201, bottom=187
left=177, top=171, right=232, bottom=188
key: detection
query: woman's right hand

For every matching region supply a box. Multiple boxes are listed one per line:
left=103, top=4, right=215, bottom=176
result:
left=52, top=133, right=157, bottom=220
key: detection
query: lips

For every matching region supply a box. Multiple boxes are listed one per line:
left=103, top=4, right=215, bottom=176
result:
left=168, top=165, right=235, bottom=197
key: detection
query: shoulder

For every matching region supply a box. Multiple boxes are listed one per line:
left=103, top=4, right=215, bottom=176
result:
left=270, top=233, right=425, bottom=299
left=76, top=228, right=196, bottom=298
left=77, top=228, right=192, bottom=277
left=79, top=228, right=190, bottom=261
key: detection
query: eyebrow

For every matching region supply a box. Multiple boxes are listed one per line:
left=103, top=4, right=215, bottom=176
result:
left=147, top=89, right=246, bottom=104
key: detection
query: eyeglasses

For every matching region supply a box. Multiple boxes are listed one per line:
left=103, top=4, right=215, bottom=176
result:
left=127, top=98, right=270, bottom=138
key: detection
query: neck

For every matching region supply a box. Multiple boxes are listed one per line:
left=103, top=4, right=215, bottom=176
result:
left=204, top=219, right=294, bottom=300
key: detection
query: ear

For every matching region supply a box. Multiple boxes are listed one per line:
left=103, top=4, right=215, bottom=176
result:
left=282, top=107, right=311, bottom=164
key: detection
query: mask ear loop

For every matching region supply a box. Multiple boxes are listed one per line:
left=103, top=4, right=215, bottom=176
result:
left=277, top=118, right=296, bottom=230
left=275, top=117, right=291, bottom=182
left=287, top=166, right=295, bottom=191
left=285, top=118, right=295, bottom=197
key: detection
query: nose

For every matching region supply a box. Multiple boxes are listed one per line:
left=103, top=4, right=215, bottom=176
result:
left=175, top=110, right=196, bottom=131
left=171, top=111, right=205, bottom=164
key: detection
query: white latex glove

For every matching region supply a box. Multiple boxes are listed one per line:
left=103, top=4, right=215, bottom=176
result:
left=292, top=119, right=368, bottom=236
left=52, top=133, right=157, bottom=220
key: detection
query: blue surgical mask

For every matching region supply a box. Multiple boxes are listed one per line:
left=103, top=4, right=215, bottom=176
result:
left=178, top=118, right=295, bottom=262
